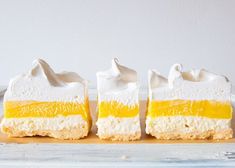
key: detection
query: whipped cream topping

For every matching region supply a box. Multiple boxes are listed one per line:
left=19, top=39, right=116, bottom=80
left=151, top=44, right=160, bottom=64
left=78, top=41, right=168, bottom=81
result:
left=4, top=59, right=88, bottom=103
left=96, top=58, right=139, bottom=105
left=148, top=64, right=231, bottom=101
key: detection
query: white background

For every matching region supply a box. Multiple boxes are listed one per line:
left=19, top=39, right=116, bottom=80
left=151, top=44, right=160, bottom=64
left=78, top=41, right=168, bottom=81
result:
left=0, top=0, right=234, bottom=87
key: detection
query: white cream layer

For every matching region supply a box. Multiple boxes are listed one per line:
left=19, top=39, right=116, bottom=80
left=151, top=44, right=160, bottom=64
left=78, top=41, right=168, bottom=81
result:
left=97, top=58, right=139, bottom=105
left=4, top=59, right=88, bottom=103
left=148, top=64, right=231, bottom=101
left=146, top=116, right=231, bottom=134
left=96, top=116, right=141, bottom=135
left=1, top=115, right=87, bottom=131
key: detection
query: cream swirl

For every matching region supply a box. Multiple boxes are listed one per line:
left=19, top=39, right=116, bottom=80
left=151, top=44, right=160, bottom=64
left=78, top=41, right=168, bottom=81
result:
left=96, top=58, right=139, bottom=105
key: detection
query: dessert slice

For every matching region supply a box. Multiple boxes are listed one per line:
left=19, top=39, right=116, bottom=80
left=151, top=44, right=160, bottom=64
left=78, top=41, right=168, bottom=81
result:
left=146, top=64, right=233, bottom=140
left=1, top=59, right=91, bottom=139
left=96, top=58, right=141, bottom=141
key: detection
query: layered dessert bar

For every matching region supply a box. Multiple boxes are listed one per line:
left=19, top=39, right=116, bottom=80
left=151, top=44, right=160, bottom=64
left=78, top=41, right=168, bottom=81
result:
left=96, top=58, right=141, bottom=141
left=146, top=64, right=233, bottom=140
left=1, top=59, right=91, bottom=139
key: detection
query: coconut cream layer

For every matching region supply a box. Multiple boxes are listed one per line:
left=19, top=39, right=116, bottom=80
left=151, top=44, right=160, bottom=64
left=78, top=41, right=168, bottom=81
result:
left=147, top=100, right=232, bottom=119
left=97, top=116, right=141, bottom=135
left=1, top=115, right=88, bottom=131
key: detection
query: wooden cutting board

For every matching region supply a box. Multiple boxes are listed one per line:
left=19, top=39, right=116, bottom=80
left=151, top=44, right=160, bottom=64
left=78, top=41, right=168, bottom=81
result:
left=0, top=101, right=235, bottom=144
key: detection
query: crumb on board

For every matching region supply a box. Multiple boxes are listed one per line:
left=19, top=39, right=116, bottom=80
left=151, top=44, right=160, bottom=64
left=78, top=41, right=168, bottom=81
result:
left=121, top=155, right=129, bottom=160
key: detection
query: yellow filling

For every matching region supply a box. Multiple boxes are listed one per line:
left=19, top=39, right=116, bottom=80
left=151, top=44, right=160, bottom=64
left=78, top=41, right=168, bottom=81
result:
left=147, top=100, right=232, bottom=119
left=98, top=101, right=139, bottom=118
left=4, top=100, right=91, bottom=125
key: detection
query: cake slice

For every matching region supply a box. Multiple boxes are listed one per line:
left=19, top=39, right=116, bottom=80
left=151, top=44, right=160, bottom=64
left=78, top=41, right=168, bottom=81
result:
left=1, top=59, right=91, bottom=139
left=96, top=58, right=141, bottom=141
left=146, top=64, right=233, bottom=140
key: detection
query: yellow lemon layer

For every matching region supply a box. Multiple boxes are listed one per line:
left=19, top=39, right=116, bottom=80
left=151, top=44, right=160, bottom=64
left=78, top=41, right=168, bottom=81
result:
left=4, top=100, right=91, bottom=124
left=147, top=100, right=232, bottom=119
left=98, top=101, right=139, bottom=118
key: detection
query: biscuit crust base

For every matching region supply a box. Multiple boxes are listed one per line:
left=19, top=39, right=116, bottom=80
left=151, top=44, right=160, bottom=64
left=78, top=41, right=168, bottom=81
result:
left=2, top=125, right=89, bottom=140
left=98, top=132, right=141, bottom=141
left=1, top=116, right=90, bottom=140
left=147, top=129, right=233, bottom=140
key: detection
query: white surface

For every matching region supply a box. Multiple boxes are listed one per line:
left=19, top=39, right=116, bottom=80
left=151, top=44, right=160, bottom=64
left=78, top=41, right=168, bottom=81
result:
left=96, top=116, right=141, bottom=136
left=0, top=0, right=235, bottom=87
left=0, top=143, right=235, bottom=167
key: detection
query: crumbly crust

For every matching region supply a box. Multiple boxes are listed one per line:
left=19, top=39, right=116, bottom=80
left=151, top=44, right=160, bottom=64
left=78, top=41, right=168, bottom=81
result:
left=146, top=129, right=233, bottom=140
left=97, top=132, right=141, bottom=141
left=2, top=126, right=89, bottom=140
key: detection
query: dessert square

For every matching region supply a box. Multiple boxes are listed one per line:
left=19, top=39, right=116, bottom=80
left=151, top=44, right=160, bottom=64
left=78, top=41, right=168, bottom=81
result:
left=96, top=59, right=141, bottom=141
left=146, top=64, right=233, bottom=140
left=1, top=59, right=91, bottom=139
